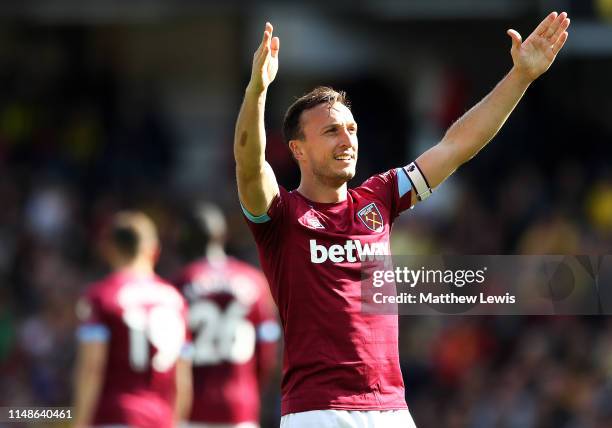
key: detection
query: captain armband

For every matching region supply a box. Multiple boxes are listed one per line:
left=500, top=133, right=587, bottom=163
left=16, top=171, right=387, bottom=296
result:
left=402, top=162, right=432, bottom=201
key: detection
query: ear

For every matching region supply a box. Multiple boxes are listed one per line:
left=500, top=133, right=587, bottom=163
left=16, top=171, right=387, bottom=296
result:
left=288, top=139, right=305, bottom=161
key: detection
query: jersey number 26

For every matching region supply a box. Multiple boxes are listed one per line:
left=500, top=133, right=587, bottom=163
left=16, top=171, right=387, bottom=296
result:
left=189, top=300, right=255, bottom=366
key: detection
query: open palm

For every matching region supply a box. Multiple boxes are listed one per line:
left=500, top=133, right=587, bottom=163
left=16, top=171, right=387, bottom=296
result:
left=507, top=12, right=570, bottom=81
left=250, top=22, right=280, bottom=92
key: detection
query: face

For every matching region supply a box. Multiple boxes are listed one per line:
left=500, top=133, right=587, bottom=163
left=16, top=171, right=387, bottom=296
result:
left=291, top=102, right=358, bottom=187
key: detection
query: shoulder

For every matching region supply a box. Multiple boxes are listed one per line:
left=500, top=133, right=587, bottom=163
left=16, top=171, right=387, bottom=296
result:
left=229, top=257, right=266, bottom=282
left=154, top=275, right=185, bottom=298
left=350, top=169, right=398, bottom=202
left=76, top=277, right=114, bottom=325
left=115, top=274, right=186, bottom=310
left=242, top=186, right=308, bottom=240
left=271, top=185, right=303, bottom=213
left=357, top=169, right=397, bottom=190
left=228, top=256, right=257, bottom=271
left=242, top=185, right=296, bottom=225
left=82, top=274, right=116, bottom=302
left=351, top=168, right=414, bottom=219
left=175, top=259, right=206, bottom=283
left=143, top=278, right=188, bottom=312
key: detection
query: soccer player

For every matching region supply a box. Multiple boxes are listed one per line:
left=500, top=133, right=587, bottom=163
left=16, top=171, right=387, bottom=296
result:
left=73, top=211, right=191, bottom=428
left=234, top=12, right=570, bottom=428
left=175, top=203, right=280, bottom=428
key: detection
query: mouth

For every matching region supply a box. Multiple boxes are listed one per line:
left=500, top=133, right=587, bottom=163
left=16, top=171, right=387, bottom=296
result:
left=334, top=154, right=355, bottom=161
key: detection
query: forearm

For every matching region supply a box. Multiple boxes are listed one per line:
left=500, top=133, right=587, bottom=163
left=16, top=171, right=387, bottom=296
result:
left=174, top=358, right=193, bottom=422
left=73, top=367, right=103, bottom=427
left=443, top=67, right=532, bottom=163
left=416, top=12, right=569, bottom=192
left=234, top=86, right=268, bottom=178
left=256, top=341, right=278, bottom=391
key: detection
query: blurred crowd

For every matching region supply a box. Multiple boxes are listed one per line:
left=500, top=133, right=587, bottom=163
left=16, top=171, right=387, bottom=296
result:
left=1, top=19, right=612, bottom=428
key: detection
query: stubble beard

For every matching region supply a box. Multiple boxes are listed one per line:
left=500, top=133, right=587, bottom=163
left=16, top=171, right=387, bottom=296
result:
left=312, top=161, right=356, bottom=188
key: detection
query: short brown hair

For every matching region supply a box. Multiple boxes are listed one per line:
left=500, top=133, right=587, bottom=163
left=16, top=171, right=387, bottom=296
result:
left=108, top=211, right=158, bottom=260
left=282, top=86, right=350, bottom=144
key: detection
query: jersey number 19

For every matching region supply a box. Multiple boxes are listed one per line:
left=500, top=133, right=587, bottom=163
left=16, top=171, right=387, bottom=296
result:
left=123, top=305, right=185, bottom=372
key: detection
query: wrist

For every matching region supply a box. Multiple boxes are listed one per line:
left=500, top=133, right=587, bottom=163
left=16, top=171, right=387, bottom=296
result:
left=509, top=66, right=535, bottom=87
left=245, top=82, right=267, bottom=98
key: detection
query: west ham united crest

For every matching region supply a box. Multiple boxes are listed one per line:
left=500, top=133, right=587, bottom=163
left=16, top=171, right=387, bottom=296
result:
left=357, top=203, right=384, bottom=232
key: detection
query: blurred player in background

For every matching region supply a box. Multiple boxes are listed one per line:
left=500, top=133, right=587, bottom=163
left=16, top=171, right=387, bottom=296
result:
left=175, top=203, right=280, bottom=428
left=73, top=211, right=192, bottom=428
left=235, top=12, right=570, bottom=428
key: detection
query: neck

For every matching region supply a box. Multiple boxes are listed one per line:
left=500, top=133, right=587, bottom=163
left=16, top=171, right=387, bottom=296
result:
left=112, top=258, right=155, bottom=275
left=297, top=175, right=348, bottom=203
left=205, top=243, right=227, bottom=262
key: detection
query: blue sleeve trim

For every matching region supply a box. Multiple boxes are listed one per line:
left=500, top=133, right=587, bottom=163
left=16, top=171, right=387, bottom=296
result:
left=241, top=203, right=271, bottom=223
left=396, top=167, right=413, bottom=198
left=180, top=343, right=194, bottom=360
left=76, top=324, right=110, bottom=342
left=257, top=320, right=281, bottom=342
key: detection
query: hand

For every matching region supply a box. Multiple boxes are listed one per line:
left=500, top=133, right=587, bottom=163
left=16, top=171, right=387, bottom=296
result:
left=248, top=22, right=280, bottom=94
left=507, top=11, right=570, bottom=82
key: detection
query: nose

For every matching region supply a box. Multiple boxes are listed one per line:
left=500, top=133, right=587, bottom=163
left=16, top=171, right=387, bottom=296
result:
left=338, top=127, right=354, bottom=148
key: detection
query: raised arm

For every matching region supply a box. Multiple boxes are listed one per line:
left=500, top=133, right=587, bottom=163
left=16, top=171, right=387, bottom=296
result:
left=235, top=23, right=281, bottom=216
left=413, top=12, right=570, bottom=204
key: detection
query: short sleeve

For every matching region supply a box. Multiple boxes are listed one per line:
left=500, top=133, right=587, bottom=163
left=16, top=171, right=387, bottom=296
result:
left=241, top=186, right=289, bottom=248
left=75, top=291, right=110, bottom=342
left=359, top=169, right=414, bottom=221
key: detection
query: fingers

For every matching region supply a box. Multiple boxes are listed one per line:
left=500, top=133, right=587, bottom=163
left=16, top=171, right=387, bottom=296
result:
left=262, top=22, right=272, bottom=53
left=552, top=31, right=569, bottom=55
left=261, top=22, right=271, bottom=44
left=543, top=12, right=568, bottom=40
left=535, top=11, right=558, bottom=36
left=507, top=29, right=522, bottom=51
left=256, top=22, right=273, bottom=55
left=271, top=36, right=280, bottom=58
left=549, top=15, right=570, bottom=44
left=254, top=22, right=274, bottom=71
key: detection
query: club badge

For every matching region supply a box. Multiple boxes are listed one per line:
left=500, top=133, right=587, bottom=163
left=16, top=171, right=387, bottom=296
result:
left=357, top=203, right=384, bottom=232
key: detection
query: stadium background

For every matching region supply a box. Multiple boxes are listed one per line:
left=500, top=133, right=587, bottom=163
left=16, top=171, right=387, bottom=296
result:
left=1, top=0, right=611, bottom=426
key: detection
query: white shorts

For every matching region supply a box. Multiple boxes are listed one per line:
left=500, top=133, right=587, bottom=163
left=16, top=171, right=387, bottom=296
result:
left=94, top=426, right=129, bottom=428
left=94, top=425, right=129, bottom=428
left=181, top=423, right=259, bottom=428
left=280, top=409, right=417, bottom=428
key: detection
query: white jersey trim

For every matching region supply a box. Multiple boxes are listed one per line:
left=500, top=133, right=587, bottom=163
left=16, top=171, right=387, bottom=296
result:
left=402, top=162, right=432, bottom=201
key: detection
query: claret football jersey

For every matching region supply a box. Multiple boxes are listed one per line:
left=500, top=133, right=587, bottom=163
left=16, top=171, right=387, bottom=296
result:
left=175, top=257, right=280, bottom=424
left=76, top=270, right=189, bottom=428
left=243, top=168, right=413, bottom=415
